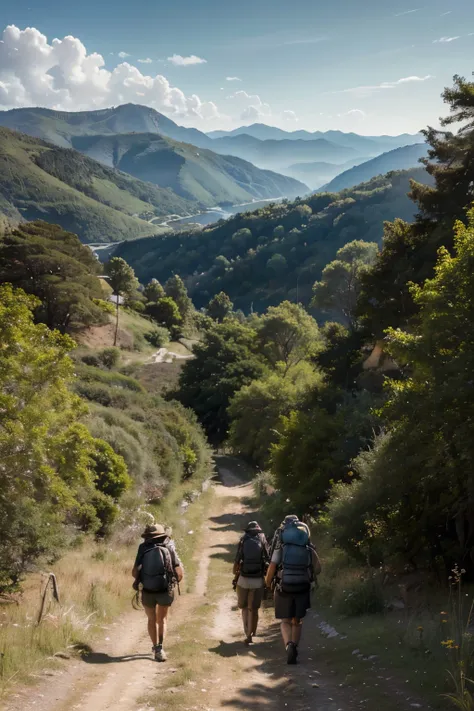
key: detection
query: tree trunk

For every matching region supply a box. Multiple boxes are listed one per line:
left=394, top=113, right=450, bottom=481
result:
left=114, top=297, right=119, bottom=346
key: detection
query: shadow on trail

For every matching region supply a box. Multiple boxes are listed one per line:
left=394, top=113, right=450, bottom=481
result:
left=81, top=651, right=153, bottom=664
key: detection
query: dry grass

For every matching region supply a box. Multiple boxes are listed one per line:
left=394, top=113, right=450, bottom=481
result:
left=0, top=479, right=215, bottom=698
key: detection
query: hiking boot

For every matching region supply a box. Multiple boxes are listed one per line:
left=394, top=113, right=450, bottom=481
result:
left=244, top=635, right=253, bottom=646
left=286, top=642, right=298, bottom=665
left=154, top=644, right=167, bottom=662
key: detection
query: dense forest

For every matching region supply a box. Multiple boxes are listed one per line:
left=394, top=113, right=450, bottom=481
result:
left=168, top=73, right=474, bottom=576
left=0, top=221, right=211, bottom=594
left=2, top=71, right=474, bottom=602
left=117, top=166, right=431, bottom=313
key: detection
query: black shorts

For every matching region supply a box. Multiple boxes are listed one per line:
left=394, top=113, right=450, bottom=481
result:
left=274, top=589, right=311, bottom=620
left=142, top=589, right=175, bottom=608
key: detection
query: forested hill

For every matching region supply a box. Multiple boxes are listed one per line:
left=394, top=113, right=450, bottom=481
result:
left=0, top=127, right=189, bottom=242
left=116, top=167, right=431, bottom=312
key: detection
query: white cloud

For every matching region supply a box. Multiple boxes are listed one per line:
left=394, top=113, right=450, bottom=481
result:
left=138, top=58, right=153, bottom=64
left=433, top=36, right=460, bottom=43
left=440, top=11, right=452, bottom=16
left=167, top=54, right=207, bottom=66
left=394, top=8, right=419, bottom=16
left=0, top=25, right=218, bottom=122
left=226, top=76, right=241, bottom=81
left=281, top=109, right=298, bottom=122
left=336, top=74, right=433, bottom=97
left=347, top=109, right=366, bottom=117
left=118, top=51, right=130, bottom=58
left=226, top=90, right=271, bottom=122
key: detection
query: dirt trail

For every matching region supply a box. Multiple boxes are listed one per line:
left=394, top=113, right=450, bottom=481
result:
left=3, top=460, right=361, bottom=711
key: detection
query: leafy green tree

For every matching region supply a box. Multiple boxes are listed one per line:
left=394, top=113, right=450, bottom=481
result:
left=165, top=274, right=193, bottom=321
left=229, top=362, right=320, bottom=468
left=206, top=291, right=233, bottom=322
left=0, top=221, right=105, bottom=332
left=0, top=285, right=106, bottom=591
left=273, top=225, right=285, bottom=239
left=105, top=257, right=139, bottom=346
left=258, top=301, right=320, bottom=374
left=331, top=210, right=474, bottom=570
left=266, top=253, right=287, bottom=275
left=143, top=278, right=165, bottom=302
left=359, top=74, right=474, bottom=336
left=176, top=320, right=267, bottom=442
left=146, top=297, right=182, bottom=329
left=312, top=240, right=378, bottom=330
left=90, top=439, right=131, bottom=500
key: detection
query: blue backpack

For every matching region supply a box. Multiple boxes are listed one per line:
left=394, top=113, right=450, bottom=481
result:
left=280, top=519, right=311, bottom=594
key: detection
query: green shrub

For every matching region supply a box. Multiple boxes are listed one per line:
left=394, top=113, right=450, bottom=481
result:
left=145, top=327, right=170, bottom=348
left=334, top=574, right=385, bottom=616
left=90, top=439, right=131, bottom=500
left=98, top=347, right=120, bottom=369
left=93, top=298, right=115, bottom=315
left=81, top=353, right=101, bottom=367
left=90, top=491, right=119, bottom=537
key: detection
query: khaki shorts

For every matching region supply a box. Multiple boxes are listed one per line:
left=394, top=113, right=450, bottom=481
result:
left=236, top=585, right=263, bottom=610
left=142, top=589, right=175, bottom=608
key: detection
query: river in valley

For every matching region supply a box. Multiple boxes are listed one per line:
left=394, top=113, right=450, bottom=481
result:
left=168, top=196, right=283, bottom=228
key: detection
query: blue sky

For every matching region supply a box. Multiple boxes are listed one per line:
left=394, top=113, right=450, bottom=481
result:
left=0, top=0, right=473, bottom=134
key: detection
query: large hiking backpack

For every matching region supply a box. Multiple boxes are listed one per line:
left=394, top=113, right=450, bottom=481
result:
left=280, top=519, right=311, bottom=594
left=240, top=532, right=266, bottom=577
left=140, top=544, right=171, bottom=593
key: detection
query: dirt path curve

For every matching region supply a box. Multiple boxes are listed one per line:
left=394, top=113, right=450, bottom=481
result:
left=3, top=459, right=358, bottom=711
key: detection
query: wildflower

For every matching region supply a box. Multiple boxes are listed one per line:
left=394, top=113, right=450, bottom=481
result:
left=441, top=639, right=455, bottom=649
left=417, top=626, right=424, bottom=632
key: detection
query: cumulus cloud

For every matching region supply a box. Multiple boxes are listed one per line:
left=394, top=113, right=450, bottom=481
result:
left=226, top=76, right=242, bottom=81
left=118, top=51, right=130, bottom=58
left=336, top=74, right=433, bottom=97
left=433, top=36, right=460, bottom=43
left=281, top=110, right=298, bottom=122
left=167, top=54, right=207, bottom=66
left=226, top=90, right=271, bottom=122
left=0, top=25, right=218, bottom=121
left=138, top=58, right=153, bottom=64
left=347, top=109, right=366, bottom=116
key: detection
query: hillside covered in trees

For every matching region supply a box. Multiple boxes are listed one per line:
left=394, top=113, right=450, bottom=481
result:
left=117, top=167, right=431, bottom=312
left=169, top=72, right=474, bottom=579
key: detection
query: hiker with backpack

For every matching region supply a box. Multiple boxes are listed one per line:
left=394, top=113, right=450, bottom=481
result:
left=132, top=523, right=184, bottom=662
left=233, top=521, right=269, bottom=645
left=265, top=514, right=321, bottom=664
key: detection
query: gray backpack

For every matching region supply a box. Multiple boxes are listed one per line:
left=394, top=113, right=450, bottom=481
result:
left=140, top=544, right=171, bottom=593
left=280, top=520, right=311, bottom=594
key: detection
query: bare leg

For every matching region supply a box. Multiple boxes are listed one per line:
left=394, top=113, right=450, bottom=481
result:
left=291, top=618, right=303, bottom=645
left=241, top=609, right=250, bottom=638
left=157, top=605, right=170, bottom=646
left=280, top=619, right=292, bottom=646
left=144, top=605, right=157, bottom=646
left=251, top=609, right=259, bottom=635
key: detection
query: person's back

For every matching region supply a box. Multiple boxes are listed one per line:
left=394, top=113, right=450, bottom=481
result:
left=233, top=521, right=269, bottom=644
left=265, top=514, right=321, bottom=664
left=132, top=524, right=184, bottom=662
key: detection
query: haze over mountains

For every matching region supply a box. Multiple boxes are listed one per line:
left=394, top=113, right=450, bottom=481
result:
left=0, top=102, right=428, bottom=242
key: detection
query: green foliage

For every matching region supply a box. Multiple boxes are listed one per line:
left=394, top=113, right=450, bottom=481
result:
left=359, top=73, right=474, bottom=336
left=98, top=347, right=120, bottom=369
left=206, top=291, right=233, bottom=322
left=257, top=300, right=321, bottom=372
left=176, top=319, right=268, bottom=443
left=229, top=362, right=321, bottom=468
left=146, top=297, right=182, bottom=329
left=116, top=168, right=428, bottom=313
left=0, top=221, right=106, bottom=332
left=312, top=240, right=378, bottom=329
left=0, top=128, right=173, bottom=243
left=165, top=274, right=193, bottom=321
left=144, top=278, right=165, bottom=302
left=329, top=211, right=474, bottom=569
left=90, top=439, right=131, bottom=500
left=0, top=285, right=110, bottom=591
left=145, top=326, right=170, bottom=348
left=105, top=257, right=139, bottom=298
left=334, top=574, right=385, bottom=616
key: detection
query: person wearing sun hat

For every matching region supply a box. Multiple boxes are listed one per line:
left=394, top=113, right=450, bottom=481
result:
left=132, top=523, right=184, bottom=662
left=233, top=520, right=269, bottom=645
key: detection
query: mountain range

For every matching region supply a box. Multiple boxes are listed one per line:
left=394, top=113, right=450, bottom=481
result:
left=322, top=143, right=429, bottom=193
